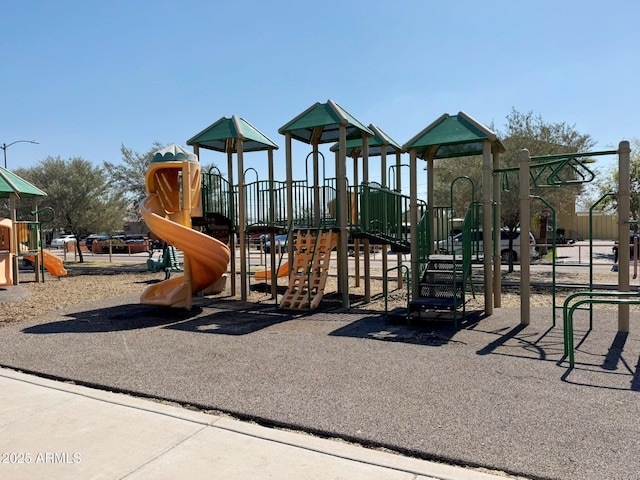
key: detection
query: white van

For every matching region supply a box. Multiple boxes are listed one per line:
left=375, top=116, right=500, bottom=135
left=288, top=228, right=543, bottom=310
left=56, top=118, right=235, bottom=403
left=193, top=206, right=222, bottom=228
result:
left=436, top=228, right=537, bottom=262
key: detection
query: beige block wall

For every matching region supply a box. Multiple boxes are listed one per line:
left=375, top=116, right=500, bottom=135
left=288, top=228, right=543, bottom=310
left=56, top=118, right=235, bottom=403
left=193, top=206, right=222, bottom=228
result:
left=558, top=210, right=619, bottom=240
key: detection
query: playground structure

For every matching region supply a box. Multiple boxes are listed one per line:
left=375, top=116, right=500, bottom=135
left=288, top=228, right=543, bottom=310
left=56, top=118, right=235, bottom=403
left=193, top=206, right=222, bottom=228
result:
left=176, top=106, right=496, bottom=315
left=0, top=98, right=633, bottom=370
left=143, top=101, right=632, bottom=331
left=0, top=167, right=64, bottom=286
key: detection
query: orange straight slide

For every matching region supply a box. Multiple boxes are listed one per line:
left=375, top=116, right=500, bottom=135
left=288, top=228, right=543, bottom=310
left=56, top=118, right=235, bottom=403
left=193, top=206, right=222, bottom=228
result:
left=254, top=261, right=289, bottom=282
left=23, top=250, right=67, bottom=277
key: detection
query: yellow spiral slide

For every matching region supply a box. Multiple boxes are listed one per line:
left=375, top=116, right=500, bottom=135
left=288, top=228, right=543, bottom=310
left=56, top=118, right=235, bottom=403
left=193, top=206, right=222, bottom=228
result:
left=139, top=146, right=230, bottom=309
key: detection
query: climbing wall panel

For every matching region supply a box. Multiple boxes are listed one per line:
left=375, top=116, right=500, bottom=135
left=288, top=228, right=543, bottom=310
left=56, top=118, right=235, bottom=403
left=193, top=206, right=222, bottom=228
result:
left=280, top=230, right=337, bottom=310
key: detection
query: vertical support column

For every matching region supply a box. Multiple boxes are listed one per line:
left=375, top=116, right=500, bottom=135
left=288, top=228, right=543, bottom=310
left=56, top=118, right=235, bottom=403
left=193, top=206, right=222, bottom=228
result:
left=10, top=194, right=18, bottom=285
left=427, top=154, right=434, bottom=247
left=182, top=160, right=193, bottom=310
left=268, top=147, right=277, bottom=299
left=618, top=140, right=631, bottom=332
left=362, top=134, right=371, bottom=303
left=410, top=149, right=419, bottom=300
left=32, top=198, right=40, bottom=283
left=334, top=150, right=342, bottom=291
left=395, top=151, right=403, bottom=287
left=519, top=149, right=531, bottom=325
left=482, top=140, right=493, bottom=316
left=313, top=146, right=320, bottom=228
left=337, top=125, right=350, bottom=308
left=381, top=146, right=388, bottom=289
left=492, top=147, right=502, bottom=308
left=237, top=139, right=247, bottom=301
left=352, top=154, right=360, bottom=287
left=226, top=141, right=236, bottom=297
left=285, top=133, right=294, bottom=267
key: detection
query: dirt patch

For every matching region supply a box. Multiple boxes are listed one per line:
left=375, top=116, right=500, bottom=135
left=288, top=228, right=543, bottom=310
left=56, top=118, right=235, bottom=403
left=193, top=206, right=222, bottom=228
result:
left=0, top=267, right=160, bottom=327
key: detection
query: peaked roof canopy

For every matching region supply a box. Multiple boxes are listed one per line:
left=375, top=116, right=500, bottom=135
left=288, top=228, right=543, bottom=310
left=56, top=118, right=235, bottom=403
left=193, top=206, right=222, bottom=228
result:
left=187, top=116, right=278, bottom=153
left=151, top=144, right=198, bottom=163
left=403, top=111, right=505, bottom=160
left=330, top=124, right=401, bottom=157
left=279, top=100, right=374, bottom=144
left=0, top=167, right=47, bottom=198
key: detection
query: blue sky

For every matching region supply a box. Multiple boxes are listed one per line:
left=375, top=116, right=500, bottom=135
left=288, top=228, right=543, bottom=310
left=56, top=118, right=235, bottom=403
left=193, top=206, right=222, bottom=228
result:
left=2, top=0, right=638, bottom=196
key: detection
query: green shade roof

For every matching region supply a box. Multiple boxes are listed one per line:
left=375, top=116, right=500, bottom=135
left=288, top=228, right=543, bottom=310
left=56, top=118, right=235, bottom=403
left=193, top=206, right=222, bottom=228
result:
left=279, top=100, right=374, bottom=144
left=330, top=124, right=401, bottom=157
left=187, top=116, right=278, bottom=153
left=0, top=166, right=47, bottom=198
left=403, top=111, right=505, bottom=159
left=151, top=144, right=198, bottom=163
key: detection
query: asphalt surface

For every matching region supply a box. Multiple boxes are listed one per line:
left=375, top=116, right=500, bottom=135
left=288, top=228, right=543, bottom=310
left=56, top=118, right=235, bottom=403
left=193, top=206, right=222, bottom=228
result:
left=0, top=290, right=639, bottom=480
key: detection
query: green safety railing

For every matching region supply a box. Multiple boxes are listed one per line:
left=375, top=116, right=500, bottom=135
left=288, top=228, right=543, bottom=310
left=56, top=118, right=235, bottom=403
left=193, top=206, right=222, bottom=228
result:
left=384, top=264, right=411, bottom=319
left=244, top=177, right=288, bottom=229
left=201, top=167, right=236, bottom=228
left=352, top=182, right=423, bottom=249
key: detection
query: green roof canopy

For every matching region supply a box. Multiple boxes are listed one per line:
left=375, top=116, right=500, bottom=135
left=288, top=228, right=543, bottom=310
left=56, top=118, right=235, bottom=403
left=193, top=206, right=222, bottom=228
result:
left=0, top=166, right=47, bottom=198
left=330, top=124, right=401, bottom=157
left=187, top=116, right=278, bottom=153
left=279, top=100, right=373, bottom=144
left=151, top=144, right=198, bottom=163
left=403, top=111, right=505, bottom=160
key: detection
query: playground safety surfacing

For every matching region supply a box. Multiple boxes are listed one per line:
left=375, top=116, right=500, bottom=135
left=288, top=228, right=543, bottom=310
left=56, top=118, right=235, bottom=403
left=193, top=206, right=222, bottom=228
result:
left=0, top=293, right=638, bottom=480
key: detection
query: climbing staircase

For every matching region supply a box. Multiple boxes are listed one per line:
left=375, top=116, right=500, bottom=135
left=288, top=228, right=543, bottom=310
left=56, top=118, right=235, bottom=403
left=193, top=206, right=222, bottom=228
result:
left=409, top=255, right=473, bottom=327
left=280, top=230, right=337, bottom=310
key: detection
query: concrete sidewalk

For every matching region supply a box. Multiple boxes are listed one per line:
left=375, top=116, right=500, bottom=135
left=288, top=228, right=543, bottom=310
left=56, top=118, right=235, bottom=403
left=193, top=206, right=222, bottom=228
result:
left=0, top=368, right=514, bottom=480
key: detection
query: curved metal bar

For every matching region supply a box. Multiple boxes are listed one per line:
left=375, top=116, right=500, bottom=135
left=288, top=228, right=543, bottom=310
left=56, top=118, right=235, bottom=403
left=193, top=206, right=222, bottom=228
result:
left=388, top=163, right=409, bottom=192
left=244, top=167, right=259, bottom=184
left=563, top=291, right=640, bottom=366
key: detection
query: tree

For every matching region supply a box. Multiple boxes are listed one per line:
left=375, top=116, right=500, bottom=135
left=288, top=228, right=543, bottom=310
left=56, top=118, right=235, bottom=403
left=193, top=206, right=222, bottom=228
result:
left=430, top=109, right=596, bottom=270
left=432, top=109, right=595, bottom=227
left=498, top=109, right=595, bottom=234
left=593, top=138, right=640, bottom=227
left=103, top=142, right=218, bottom=223
left=103, top=142, right=166, bottom=223
left=13, top=156, right=128, bottom=262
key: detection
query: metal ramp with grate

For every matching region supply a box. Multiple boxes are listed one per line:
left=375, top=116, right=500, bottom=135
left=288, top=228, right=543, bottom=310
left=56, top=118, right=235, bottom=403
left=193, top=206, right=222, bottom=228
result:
left=279, top=230, right=337, bottom=310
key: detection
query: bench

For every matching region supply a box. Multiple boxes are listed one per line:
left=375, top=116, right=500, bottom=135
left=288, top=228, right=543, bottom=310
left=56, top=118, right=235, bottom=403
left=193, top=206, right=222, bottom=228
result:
left=563, top=291, right=640, bottom=367
left=147, top=246, right=181, bottom=279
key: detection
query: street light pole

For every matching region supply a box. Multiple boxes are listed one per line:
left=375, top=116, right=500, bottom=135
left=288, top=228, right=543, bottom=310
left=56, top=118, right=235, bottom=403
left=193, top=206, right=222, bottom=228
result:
left=1, top=139, right=39, bottom=169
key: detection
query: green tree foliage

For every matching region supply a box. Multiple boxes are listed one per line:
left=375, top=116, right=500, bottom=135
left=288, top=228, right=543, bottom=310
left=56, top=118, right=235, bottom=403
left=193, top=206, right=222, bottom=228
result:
left=13, top=156, right=128, bottom=262
left=593, top=138, right=640, bottom=225
left=432, top=109, right=595, bottom=230
left=498, top=109, right=595, bottom=232
left=103, top=142, right=165, bottom=222
left=103, top=142, right=217, bottom=223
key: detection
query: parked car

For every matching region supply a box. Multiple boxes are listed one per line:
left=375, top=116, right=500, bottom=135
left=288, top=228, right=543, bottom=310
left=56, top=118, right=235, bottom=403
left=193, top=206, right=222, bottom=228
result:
left=436, top=228, right=537, bottom=262
left=50, top=234, right=76, bottom=249
left=83, top=234, right=110, bottom=252
left=263, top=234, right=289, bottom=254
left=91, top=234, right=151, bottom=254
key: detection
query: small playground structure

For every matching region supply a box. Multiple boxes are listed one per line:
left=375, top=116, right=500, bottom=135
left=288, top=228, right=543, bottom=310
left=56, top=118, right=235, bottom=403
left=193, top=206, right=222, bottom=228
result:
left=0, top=166, right=65, bottom=287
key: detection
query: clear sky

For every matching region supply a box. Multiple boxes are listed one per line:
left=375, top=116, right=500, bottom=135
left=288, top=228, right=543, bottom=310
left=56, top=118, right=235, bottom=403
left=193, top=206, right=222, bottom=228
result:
left=2, top=0, right=638, bottom=195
